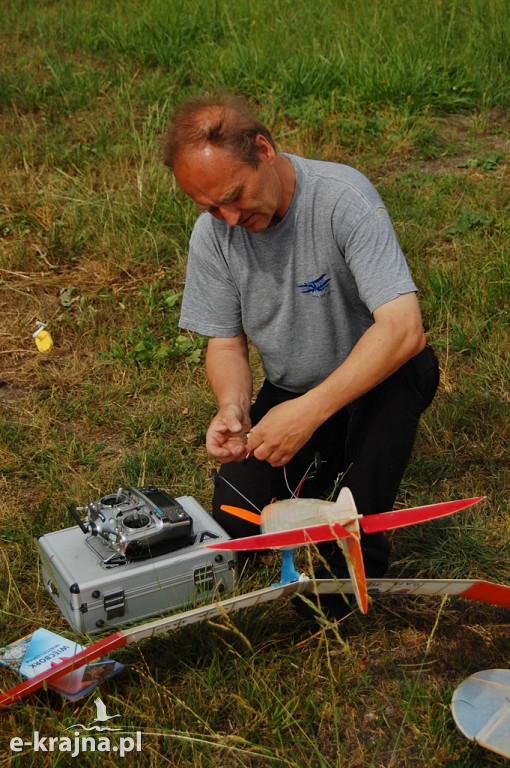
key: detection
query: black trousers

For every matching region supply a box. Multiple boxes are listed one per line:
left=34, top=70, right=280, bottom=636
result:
left=212, top=344, right=439, bottom=577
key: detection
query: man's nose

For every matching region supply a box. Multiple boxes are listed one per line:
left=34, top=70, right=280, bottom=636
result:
left=219, top=204, right=242, bottom=226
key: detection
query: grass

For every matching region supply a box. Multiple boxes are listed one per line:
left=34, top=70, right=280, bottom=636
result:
left=0, top=0, right=509, bottom=765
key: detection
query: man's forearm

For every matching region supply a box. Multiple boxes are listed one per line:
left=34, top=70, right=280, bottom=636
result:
left=206, top=334, right=253, bottom=414
left=302, top=293, right=426, bottom=426
left=205, top=334, right=254, bottom=461
left=245, top=295, right=426, bottom=466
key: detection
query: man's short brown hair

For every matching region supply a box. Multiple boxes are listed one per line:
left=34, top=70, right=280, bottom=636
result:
left=162, top=92, right=276, bottom=170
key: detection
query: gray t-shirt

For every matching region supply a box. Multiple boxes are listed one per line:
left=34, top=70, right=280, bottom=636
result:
left=179, top=154, right=417, bottom=393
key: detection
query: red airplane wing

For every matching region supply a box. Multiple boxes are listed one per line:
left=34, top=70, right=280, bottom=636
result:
left=206, top=522, right=353, bottom=552
left=360, top=496, right=484, bottom=534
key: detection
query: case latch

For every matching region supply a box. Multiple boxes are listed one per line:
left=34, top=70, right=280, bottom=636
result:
left=104, top=589, right=125, bottom=619
left=193, top=565, right=215, bottom=592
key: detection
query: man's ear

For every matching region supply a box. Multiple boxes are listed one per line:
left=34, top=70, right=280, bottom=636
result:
left=254, top=134, right=276, bottom=165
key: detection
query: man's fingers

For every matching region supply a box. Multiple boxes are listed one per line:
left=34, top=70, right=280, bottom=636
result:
left=251, top=441, right=289, bottom=467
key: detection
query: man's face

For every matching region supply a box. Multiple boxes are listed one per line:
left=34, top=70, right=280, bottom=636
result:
left=173, top=135, right=287, bottom=232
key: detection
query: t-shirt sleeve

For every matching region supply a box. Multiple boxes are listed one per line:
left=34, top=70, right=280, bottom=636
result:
left=334, top=200, right=417, bottom=314
left=179, top=217, right=243, bottom=337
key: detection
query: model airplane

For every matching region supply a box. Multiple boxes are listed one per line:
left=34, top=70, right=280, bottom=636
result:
left=2, top=490, right=509, bottom=711
left=206, top=489, right=486, bottom=613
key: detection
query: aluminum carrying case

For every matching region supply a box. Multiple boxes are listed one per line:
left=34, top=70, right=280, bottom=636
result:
left=38, top=495, right=237, bottom=635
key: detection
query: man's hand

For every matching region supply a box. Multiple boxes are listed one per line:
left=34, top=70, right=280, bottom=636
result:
left=205, top=334, right=253, bottom=462
left=206, top=404, right=251, bottom=463
left=246, top=396, right=318, bottom=467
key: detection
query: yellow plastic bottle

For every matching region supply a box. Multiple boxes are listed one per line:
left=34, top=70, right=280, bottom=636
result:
left=33, top=321, right=54, bottom=352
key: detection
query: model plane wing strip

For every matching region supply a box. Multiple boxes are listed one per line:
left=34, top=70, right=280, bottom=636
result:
left=309, top=578, right=510, bottom=608
left=0, top=632, right=128, bottom=710
left=206, top=522, right=352, bottom=551
left=2, top=576, right=507, bottom=710
left=0, top=583, right=301, bottom=710
left=360, top=496, right=484, bottom=534
left=459, top=580, right=510, bottom=608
